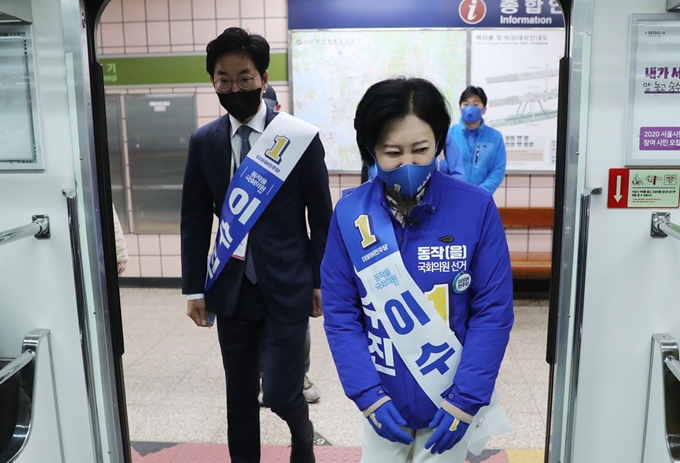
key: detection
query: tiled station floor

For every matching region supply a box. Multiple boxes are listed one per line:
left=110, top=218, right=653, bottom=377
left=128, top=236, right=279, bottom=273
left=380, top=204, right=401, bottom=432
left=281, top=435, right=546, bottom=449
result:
left=120, top=288, right=549, bottom=463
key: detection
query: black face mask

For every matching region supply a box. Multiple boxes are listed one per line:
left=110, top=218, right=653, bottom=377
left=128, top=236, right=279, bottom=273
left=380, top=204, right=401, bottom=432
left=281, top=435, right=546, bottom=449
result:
left=217, top=88, right=262, bottom=121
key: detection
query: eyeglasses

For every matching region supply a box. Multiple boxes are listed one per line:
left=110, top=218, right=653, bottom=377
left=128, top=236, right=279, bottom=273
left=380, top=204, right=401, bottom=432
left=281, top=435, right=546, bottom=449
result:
left=213, top=76, right=259, bottom=93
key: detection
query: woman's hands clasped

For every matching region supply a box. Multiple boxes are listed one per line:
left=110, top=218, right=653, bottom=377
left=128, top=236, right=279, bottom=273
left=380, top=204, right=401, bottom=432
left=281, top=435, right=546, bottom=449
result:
left=366, top=401, right=414, bottom=445
left=424, top=408, right=469, bottom=454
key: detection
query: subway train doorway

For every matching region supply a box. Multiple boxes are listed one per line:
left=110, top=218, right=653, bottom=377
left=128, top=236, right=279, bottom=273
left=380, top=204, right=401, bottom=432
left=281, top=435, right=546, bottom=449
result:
left=2, top=0, right=568, bottom=462
left=11, top=0, right=680, bottom=463
left=2, top=0, right=624, bottom=462
left=95, top=1, right=572, bottom=463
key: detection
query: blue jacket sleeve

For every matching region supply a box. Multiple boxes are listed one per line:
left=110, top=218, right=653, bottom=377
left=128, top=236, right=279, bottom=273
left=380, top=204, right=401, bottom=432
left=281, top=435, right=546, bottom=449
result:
left=321, top=211, right=388, bottom=412
left=443, top=130, right=465, bottom=180
left=445, top=197, right=514, bottom=416
left=478, top=132, right=506, bottom=194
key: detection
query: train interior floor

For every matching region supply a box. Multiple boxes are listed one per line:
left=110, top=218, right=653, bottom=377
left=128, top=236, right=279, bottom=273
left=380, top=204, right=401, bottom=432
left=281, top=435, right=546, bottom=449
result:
left=120, top=287, right=549, bottom=463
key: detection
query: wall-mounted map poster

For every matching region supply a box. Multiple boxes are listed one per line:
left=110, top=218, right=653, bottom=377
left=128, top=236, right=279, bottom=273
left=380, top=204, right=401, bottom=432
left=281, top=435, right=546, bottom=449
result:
left=291, top=29, right=468, bottom=172
left=470, top=29, right=564, bottom=172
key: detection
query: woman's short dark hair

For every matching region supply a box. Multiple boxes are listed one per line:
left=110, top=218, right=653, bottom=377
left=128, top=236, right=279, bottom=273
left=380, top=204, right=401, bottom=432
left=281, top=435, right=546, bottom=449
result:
left=459, top=86, right=488, bottom=107
left=206, top=27, right=270, bottom=77
left=354, top=77, right=451, bottom=167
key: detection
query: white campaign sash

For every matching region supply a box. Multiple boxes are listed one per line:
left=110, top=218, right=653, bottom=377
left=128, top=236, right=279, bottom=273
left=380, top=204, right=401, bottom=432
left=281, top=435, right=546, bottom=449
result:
left=335, top=186, right=510, bottom=454
left=205, top=112, right=318, bottom=291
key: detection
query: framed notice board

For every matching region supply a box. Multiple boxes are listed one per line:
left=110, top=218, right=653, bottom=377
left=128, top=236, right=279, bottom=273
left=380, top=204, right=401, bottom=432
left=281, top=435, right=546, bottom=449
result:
left=625, top=15, right=680, bottom=167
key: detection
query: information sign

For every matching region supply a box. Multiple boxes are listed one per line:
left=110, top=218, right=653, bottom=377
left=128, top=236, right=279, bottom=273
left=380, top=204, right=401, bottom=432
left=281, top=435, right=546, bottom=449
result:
left=608, top=168, right=680, bottom=208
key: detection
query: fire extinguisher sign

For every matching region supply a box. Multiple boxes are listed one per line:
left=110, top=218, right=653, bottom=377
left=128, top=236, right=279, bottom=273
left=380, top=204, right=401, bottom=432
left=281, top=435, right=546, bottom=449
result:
left=608, top=168, right=680, bottom=208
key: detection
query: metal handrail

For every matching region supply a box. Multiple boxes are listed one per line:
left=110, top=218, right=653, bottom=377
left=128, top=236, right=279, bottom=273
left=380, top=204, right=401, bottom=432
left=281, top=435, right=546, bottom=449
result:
left=0, top=329, right=52, bottom=463
left=666, top=356, right=680, bottom=383
left=659, top=221, right=680, bottom=241
left=651, top=212, right=680, bottom=241
left=0, top=216, right=50, bottom=247
left=642, top=334, right=680, bottom=463
left=0, top=351, right=35, bottom=387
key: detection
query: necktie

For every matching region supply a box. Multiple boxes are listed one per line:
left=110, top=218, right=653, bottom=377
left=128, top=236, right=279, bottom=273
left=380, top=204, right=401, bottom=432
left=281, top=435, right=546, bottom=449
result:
left=235, top=125, right=257, bottom=284
left=237, top=124, right=253, bottom=161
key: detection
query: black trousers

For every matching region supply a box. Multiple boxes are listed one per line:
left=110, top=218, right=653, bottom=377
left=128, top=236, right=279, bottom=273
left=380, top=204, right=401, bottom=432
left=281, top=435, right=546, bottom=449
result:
left=217, top=279, right=310, bottom=463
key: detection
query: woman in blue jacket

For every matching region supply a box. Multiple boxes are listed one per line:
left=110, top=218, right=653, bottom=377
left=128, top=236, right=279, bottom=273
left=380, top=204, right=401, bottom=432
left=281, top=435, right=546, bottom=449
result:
left=321, top=78, right=513, bottom=462
left=443, top=86, right=507, bottom=193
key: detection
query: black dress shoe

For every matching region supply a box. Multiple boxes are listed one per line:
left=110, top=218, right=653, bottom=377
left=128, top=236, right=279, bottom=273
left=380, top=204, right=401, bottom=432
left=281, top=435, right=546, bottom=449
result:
left=290, top=420, right=315, bottom=463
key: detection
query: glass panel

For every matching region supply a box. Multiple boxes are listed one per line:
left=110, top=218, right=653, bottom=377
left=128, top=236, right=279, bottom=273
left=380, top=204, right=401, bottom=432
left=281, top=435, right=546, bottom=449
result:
left=124, top=94, right=196, bottom=234
left=0, top=32, right=35, bottom=164
left=105, top=94, right=128, bottom=232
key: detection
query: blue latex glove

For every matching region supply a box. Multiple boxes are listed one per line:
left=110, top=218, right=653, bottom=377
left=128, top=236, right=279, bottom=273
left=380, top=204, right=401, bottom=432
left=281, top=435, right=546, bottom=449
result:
left=366, top=401, right=414, bottom=445
left=424, top=408, right=470, bottom=454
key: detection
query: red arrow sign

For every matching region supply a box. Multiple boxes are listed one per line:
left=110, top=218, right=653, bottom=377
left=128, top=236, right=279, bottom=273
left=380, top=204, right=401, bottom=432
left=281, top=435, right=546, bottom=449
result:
left=607, top=169, right=630, bottom=208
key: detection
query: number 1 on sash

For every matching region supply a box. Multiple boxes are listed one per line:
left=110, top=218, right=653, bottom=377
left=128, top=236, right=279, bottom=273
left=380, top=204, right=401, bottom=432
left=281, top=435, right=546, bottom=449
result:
left=265, top=135, right=290, bottom=163
left=354, top=214, right=378, bottom=249
left=425, top=284, right=450, bottom=322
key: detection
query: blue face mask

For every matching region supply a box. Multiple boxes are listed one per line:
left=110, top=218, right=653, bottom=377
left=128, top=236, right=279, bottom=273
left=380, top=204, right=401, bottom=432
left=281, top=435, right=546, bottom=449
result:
left=461, top=105, right=483, bottom=124
left=374, top=156, right=437, bottom=197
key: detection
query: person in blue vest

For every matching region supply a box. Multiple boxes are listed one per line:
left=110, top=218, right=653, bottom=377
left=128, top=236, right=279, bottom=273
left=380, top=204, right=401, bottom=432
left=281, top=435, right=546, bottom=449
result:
left=443, top=86, right=507, bottom=193
left=321, top=77, right=513, bottom=462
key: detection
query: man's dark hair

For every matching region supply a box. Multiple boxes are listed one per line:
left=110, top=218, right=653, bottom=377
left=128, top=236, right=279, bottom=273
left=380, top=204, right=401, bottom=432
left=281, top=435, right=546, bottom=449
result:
left=354, top=77, right=451, bottom=167
left=206, top=27, right=270, bottom=77
left=459, top=86, right=488, bottom=107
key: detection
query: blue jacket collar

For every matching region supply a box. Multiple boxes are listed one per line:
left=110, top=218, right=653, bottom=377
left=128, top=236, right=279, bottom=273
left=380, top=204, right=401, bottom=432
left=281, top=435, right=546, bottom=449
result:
left=459, top=118, right=487, bottom=137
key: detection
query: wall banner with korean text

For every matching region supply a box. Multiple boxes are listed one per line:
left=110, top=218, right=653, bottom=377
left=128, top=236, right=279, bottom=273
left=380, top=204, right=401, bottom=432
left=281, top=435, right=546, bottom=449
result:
left=470, top=29, right=565, bottom=172
left=625, top=15, right=680, bottom=167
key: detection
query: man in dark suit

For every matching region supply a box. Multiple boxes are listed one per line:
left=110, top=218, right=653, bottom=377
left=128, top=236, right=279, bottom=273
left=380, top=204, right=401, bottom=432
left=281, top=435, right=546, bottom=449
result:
left=180, top=27, right=332, bottom=463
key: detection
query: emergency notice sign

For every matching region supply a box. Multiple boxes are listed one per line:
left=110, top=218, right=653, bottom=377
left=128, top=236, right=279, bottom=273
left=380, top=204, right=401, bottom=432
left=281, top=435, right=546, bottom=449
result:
left=608, top=168, right=680, bottom=208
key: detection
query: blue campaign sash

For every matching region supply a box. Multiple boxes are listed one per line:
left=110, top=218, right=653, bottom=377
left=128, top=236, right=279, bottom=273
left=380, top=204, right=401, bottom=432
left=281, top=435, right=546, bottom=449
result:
left=335, top=184, right=510, bottom=454
left=205, top=113, right=318, bottom=291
